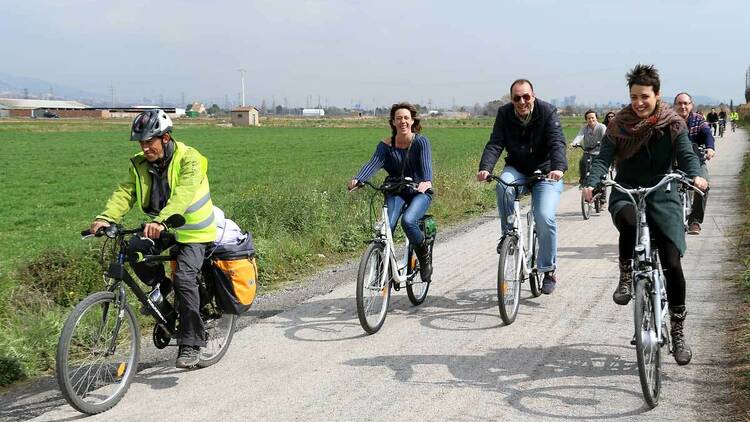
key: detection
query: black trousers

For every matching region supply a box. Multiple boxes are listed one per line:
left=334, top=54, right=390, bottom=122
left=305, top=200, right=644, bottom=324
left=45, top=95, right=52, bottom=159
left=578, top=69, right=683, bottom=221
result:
left=688, top=162, right=709, bottom=224
left=127, top=237, right=209, bottom=347
left=613, top=206, right=686, bottom=308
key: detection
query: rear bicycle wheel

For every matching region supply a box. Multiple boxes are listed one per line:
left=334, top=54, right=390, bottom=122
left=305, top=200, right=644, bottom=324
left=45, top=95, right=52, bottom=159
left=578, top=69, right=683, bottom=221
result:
left=356, top=242, right=391, bottom=334
left=406, top=243, right=430, bottom=305
left=56, top=291, right=140, bottom=415
left=497, top=236, right=522, bottom=325
left=197, top=307, right=237, bottom=368
left=528, top=231, right=543, bottom=298
left=634, top=277, right=661, bottom=408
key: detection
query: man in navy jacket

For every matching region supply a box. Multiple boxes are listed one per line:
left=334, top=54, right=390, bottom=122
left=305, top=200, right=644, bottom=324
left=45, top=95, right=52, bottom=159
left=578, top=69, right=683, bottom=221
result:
left=477, top=79, right=567, bottom=294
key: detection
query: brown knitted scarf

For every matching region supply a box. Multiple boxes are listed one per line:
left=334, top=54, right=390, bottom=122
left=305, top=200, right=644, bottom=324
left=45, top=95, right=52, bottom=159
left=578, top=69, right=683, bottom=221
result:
left=606, top=101, right=686, bottom=161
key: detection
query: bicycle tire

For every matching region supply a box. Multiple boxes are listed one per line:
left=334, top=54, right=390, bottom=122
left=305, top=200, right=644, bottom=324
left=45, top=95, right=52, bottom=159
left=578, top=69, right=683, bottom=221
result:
left=529, top=231, right=543, bottom=298
left=56, top=291, right=140, bottom=415
left=633, top=276, right=661, bottom=408
left=580, top=194, right=591, bottom=220
left=197, top=310, right=237, bottom=368
left=406, top=244, right=430, bottom=305
left=356, top=242, right=391, bottom=334
left=497, top=236, right=522, bottom=325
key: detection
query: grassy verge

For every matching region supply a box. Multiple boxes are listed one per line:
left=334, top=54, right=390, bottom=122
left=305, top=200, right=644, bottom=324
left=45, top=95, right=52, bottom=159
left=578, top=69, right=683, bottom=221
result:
left=0, top=117, right=586, bottom=386
left=735, top=117, right=750, bottom=415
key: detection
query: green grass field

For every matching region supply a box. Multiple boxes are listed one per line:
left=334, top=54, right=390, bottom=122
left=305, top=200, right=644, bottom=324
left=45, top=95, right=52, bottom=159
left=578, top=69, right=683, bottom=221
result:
left=0, top=116, right=582, bottom=385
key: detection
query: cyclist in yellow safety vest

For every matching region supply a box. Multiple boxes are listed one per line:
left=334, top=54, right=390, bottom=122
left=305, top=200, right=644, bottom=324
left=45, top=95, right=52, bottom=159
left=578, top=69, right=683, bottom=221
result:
left=89, top=109, right=215, bottom=368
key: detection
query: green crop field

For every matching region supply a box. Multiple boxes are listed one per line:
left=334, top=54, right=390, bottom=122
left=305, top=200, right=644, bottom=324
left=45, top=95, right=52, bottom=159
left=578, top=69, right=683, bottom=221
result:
left=0, top=117, right=582, bottom=385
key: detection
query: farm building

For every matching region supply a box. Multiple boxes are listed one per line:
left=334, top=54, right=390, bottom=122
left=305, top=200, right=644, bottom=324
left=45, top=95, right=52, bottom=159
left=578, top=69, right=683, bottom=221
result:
left=231, top=106, right=260, bottom=126
left=302, top=108, right=325, bottom=117
left=0, top=99, right=185, bottom=119
left=0, top=98, right=97, bottom=118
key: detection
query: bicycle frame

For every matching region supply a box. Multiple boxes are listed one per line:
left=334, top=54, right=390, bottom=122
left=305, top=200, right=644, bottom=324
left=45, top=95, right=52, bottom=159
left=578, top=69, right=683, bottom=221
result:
left=506, top=185, right=535, bottom=278
left=373, top=198, right=416, bottom=289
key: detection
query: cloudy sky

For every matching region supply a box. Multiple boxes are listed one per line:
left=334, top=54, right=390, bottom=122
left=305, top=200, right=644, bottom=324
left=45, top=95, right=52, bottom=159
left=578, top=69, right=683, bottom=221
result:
left=2, top=0, right=747, bottom=108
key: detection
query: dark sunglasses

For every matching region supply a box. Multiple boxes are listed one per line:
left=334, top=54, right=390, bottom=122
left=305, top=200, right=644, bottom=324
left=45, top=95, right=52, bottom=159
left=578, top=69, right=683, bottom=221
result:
left=512, top=94, right=532, bottom=103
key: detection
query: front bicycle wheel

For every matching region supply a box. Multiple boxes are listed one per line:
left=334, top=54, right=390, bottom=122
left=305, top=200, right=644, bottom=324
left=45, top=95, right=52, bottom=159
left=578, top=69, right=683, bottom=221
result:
left=406, top=243, right=431, bottom=305
left=497, top=236, right=522, bottom=325
left=581, top=194, right=591, bottom=220
left=529, top=231, right=543, bottom=298
left=56, top=291, right=140, bottom=415
left=197, top=307, right=237, bottom=368
left=356, top=242, right=391, bottom=334
left=633, top=277, right=661, bottom=408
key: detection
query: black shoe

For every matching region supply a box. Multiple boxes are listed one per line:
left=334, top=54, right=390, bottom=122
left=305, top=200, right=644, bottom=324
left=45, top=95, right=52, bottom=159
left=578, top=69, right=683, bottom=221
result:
left=176, top=345, right=200, bottom=368
left=541, top=272, right=557, bottom=294
left=414, top=242, right=432, bottom=283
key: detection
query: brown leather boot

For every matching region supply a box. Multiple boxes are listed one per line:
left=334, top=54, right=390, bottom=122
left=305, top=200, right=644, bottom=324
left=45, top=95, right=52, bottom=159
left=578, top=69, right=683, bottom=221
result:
left=670, top=306, right=692, bottom=365
left=613, top=259, right=633, bottom=305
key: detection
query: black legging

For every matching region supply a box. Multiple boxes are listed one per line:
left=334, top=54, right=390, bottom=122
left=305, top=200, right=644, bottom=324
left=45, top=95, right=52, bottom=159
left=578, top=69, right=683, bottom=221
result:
left=613, top=205, right=686, bottom=307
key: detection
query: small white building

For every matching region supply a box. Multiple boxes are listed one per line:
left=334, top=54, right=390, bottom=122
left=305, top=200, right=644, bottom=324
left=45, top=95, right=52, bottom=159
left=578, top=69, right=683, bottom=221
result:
left=231, top=106, right=260, bottom=126
left=302, top=108, right=325, bottom=117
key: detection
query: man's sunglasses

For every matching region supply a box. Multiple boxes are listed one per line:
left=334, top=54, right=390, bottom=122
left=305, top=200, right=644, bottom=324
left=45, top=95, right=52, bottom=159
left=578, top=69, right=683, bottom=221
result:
left=512, top=94, right=532, bottom=103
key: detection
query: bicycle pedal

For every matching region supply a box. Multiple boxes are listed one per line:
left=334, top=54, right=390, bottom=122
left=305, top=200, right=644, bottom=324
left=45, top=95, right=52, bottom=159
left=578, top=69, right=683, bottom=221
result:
left=392, top=281, right=401, bottom=291
left=630, top=335, right=636, bottom=346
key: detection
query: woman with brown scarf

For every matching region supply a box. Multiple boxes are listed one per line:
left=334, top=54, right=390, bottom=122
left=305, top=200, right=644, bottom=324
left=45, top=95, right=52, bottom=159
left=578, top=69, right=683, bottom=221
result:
left=583, top=64, right=708, bottom=366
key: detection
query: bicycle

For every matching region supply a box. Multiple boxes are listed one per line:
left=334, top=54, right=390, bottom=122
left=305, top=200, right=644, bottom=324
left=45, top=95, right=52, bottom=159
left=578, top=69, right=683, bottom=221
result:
left=56, top=215, right=237, bottom=415
left=677, top=146, right=706, bottom=231
left=731, top=120, right=738, bottom=133
left=490, top=171, right=547, bottom=325
left=353, top=177, right=436, bottom=334
left=718, top=118, right=726, bottom=138
left=601, top=173, right=703, bottom=408
left=573, top=144, right=608, bottom=220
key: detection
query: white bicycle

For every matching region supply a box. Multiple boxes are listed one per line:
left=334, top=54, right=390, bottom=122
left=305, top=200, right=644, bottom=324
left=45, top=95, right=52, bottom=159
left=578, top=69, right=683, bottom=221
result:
left=490, top=171, right=547, bottom=325
left=352, top=178, right=435, bottom=334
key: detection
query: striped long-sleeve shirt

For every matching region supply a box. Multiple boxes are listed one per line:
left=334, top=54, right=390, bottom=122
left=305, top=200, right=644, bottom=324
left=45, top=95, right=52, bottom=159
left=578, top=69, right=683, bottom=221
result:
left=355, top=134, right=433, bottom=183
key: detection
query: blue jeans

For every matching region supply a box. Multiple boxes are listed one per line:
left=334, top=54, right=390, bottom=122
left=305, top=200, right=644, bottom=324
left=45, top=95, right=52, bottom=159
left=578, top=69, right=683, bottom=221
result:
left=495, top=166, right=563, bottom=273
left=386, top=191, right=432, bottom=246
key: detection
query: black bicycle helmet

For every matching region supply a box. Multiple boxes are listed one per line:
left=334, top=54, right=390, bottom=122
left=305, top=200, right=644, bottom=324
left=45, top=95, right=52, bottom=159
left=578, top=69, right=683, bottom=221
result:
left=130, top=109, right=173, bottom=141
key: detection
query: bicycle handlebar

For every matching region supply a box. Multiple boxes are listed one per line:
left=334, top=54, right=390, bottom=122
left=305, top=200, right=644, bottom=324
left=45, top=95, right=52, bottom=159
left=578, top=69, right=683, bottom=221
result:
left=357, top=178, right=434, bottom=195
left=601, top=173, right=704, bottom=207
left=488, top=171, right=548, bottom=188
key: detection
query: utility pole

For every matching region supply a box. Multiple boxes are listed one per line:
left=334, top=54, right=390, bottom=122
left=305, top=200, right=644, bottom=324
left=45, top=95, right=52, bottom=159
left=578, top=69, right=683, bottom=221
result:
left=237, top=69, right=247, bottom=106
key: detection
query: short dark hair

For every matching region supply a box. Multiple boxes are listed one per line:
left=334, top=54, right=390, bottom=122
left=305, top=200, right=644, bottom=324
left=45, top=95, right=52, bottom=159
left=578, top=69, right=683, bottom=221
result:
left=673, top=92, right=692, bottom=104
left=388, top=102, right=422, bottom=136
left=510, top=79, right=534, bottom=94
left=625, top=64, right=660, bottom=93
left=584, top=109, right=597, bottom=118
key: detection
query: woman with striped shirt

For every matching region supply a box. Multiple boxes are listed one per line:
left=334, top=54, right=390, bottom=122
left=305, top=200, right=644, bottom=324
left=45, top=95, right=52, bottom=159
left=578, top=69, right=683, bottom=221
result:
left=347, top=102, right=434, bottom=281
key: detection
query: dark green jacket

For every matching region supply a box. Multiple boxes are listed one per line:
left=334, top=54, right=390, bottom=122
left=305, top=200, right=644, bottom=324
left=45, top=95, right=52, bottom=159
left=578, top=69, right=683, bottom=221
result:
left=585, top=130, right=701, bottom=255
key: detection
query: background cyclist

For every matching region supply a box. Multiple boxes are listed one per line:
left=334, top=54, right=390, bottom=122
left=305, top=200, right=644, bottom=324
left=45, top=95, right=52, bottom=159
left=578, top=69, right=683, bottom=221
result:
left=673, top=92, right=715, bottom=235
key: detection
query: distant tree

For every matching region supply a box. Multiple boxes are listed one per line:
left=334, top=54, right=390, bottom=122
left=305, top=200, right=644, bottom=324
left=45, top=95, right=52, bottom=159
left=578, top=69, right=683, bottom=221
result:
left=185, top=104, right=193, bottom=111
left=500, top=94, right=511, bottom=104
left=482, top=100, right=504, bottom=116
left=207, top=104, right=221, bottom=115
left=260, top=99, right=267, bottom=114
left=275, top=105, right=283, bottom=115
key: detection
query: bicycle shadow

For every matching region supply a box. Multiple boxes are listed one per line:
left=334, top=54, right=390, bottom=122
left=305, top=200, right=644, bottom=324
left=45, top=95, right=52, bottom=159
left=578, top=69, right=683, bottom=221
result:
left=271, top=288, right=548, bottom=342
left=343, top=342, right=720, bottom=419
left=0, top=359, right=182, bottom=421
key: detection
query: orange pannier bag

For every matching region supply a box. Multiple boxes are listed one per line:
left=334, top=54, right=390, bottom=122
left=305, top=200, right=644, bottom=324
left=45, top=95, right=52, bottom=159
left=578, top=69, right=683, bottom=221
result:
left=209, top=257, right=258, bottom=315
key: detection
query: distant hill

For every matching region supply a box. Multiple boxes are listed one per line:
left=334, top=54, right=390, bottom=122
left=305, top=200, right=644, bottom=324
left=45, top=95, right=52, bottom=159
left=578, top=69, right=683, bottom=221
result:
left=0, top=72, right=102, bottom=102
